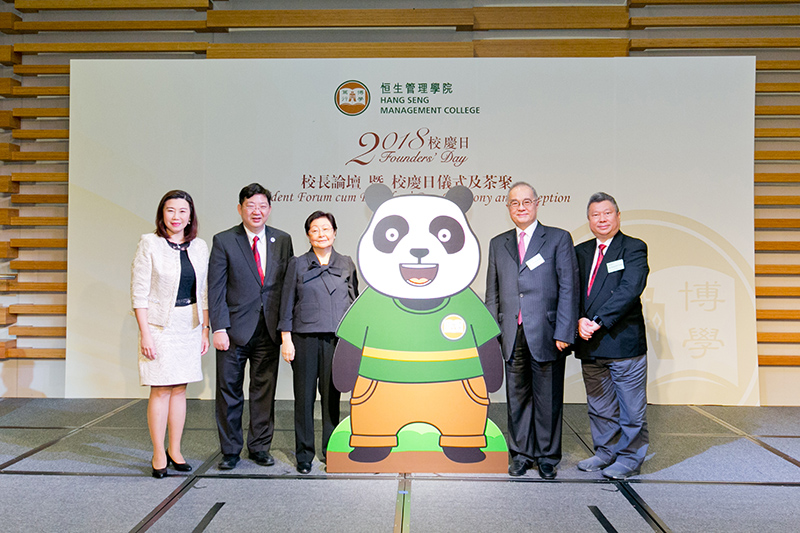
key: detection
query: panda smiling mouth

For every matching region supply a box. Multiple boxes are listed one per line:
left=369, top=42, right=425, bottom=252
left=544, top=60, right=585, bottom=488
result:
left=399, top=263, right=439, bottom=286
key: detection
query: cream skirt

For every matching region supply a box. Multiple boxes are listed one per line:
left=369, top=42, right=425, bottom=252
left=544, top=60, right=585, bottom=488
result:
left=139, top=304, right=203, bottom=386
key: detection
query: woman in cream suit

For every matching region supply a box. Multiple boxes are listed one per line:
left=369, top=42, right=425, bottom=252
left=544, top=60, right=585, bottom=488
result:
left=132, top=190, right=210, bottom=478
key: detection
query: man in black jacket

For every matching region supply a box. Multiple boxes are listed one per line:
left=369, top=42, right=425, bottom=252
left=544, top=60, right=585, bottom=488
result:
left=574, top=192, right=649, bottom=480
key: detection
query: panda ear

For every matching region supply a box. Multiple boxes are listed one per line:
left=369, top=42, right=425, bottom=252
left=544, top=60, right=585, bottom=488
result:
left=365, top=183, right=394, bottom=212
left=445, top=186, right=473, bottom=213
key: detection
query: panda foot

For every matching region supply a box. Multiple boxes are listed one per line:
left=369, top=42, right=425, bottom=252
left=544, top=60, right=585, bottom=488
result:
left=442, top=447, right=486, bottom=463
left=349, top=446, right=392, bottom=463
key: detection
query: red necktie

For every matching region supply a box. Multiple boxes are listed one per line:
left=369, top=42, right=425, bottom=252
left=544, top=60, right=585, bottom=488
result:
left=587, top=243, right=606, bottom=296
left=252, top=236, right=264, bottom=285
left=518, top=231, right=526, bottom=325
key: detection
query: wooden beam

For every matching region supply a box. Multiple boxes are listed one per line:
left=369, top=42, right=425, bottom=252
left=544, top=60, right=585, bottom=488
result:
left=473, top=38, right=629, bottom=58
left=756, top=219, right=800, bottom=229
left=9, top=86, right=69, bottom=98
left=0, top=77, right=21, bottom=96
left=756, top=83, right=800, bottom=93
left=8, top=325, right=66, bottom=337
left=10, top=151, right=69, bottom=162
left=0, top=12, right=21, bottom=34
left=11, top=172, right=68, bottom=182
left=759, top=355, right=800, bottom=366
left=10, top=194, right=68, bottom=204
left=756, top=265, right=800, bottom=275
left=9, top=260, right=66, bottom=271
left=631, top=16, right=800, bottom=29
left=7, top=215, right=68, bottom=226
left=8, top=304, right=66, bottom=315
left=0, top=45, right=21, bottom=65
left=0, top=175, right=19, bottom=193
left=5, top=348, right=65, bottom=359
left=631, top=0, right=800, bottom=7
left=0, top=339, right=17, bottom=359
left=0, top=306, right=17, bottom=326
left=14, top=42, right=208, bottom=55
left=14, top=20, right=209, bottom=33
left=12, top=108, right=69, bottom=118
left=0, top=242, right=19, bottom=258
left=0, top=208, right=19, bottom=224
left=10, top=238, right=67, bottom=248
left=758, top=332, right=800, bottom=343
left=207, top=9, right=474, bottom=30
left=0, top=110, right=20, bottom=129
left=207, top=42, right=474, bottom=59
left=474, top=6, right=628, bottom=30
left=755, top=242, right=800, bottom=251
left=757, top=61, right=800, bottom=71
left=755, top=106, right=800, bottom=116
left=0, top=280, right=67, bottom=292
left=755, top=173, right=800, bottom=183
left=755, top=152, right=800, bottom=161
left=757, top=309, right=800, bottom=320
left=0, top=143, right=19, bottom=160
left=12, top=129, right=69, bottom=140
left=754, top=196, right=800, bottom=206
left=630, top=38, right=800, bottom=51
left=755, top=129, right=800, bottom=138
left=15, top=0, right=211, bottom=12
left=13, top=65, right=70, bottom=76
left=755, top=287, right=800, bottom=297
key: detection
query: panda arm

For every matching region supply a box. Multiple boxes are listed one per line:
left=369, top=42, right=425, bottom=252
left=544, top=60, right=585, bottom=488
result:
left=332, top=339, right=361, bottom=392
left=477, top=338, right=503, bottom=393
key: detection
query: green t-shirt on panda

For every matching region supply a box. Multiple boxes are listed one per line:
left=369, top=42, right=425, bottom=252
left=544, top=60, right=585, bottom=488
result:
left=336, top=287, right=500, bottom=384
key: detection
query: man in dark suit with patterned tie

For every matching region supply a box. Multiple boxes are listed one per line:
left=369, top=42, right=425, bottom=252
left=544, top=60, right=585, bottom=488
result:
left=209, top=183, right=293, bottom=470
left=575, top=192, right=649, bottom=480
left=486, top=182, right=579, bottom=479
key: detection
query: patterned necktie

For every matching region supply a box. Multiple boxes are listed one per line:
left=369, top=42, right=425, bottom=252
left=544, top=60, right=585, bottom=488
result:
left=252, top=236, right=264, bottom=285
left=518, top=231, right=526, bottom=325
left=587, top=243, right=606, bottom=296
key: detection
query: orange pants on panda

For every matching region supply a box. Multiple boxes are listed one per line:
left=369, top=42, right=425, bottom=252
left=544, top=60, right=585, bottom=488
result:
left=348, top=375, right=490, bottom=449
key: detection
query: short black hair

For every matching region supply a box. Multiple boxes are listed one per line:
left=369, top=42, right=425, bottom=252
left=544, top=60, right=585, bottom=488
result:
left=304, top=211, right=337, bottom=234
left=587, top=192, right=619, bottom=216
left=239, top=183, right=272, bottom=205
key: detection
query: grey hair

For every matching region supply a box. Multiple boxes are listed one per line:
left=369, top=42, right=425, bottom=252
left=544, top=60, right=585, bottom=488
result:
left=508, top=181, right=538, bottom=199
left=587, top=192, right=619, bottom=216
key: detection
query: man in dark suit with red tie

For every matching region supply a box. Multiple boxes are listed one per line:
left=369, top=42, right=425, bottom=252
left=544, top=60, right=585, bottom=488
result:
left=209, top=183, right=293, bottom=470
left=486, top=182, right=579, bottom=479
left=575, top=192, right=649, bottom=480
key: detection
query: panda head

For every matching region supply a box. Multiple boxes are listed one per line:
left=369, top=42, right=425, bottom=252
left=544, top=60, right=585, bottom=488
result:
left=357, top=184, right=479, bottom=300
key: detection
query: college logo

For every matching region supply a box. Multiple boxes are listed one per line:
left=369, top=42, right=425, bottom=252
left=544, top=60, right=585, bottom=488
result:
left=440, top=314, right=467, bottom=341
left=335, top=80, right=370, bottom=116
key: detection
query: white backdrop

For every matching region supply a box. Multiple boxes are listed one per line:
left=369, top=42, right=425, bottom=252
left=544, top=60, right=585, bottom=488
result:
left=66, top=57, right=757, bottom=404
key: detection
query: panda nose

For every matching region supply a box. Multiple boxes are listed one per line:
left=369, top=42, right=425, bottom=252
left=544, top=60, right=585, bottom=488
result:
left=410, top=248, right=429, bottom=261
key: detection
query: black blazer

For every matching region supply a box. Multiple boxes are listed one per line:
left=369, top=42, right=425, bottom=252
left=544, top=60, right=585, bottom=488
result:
left=278, top=248, right=359, bottom=334
left=574, top=231, right=649, bottom=360
left=486, top=223, right=579, bottom=363
left=208, top=223, right=293, bottom=347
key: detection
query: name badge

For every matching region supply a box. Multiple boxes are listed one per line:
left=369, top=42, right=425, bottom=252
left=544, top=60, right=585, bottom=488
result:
left=606, top=259, right=624, bottom=273
left=526, top=253, right=545, bottom=271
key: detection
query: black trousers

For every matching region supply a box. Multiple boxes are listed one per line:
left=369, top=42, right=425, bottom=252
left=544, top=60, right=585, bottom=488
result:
left=505, top=323, right=565, bottom=466
left=291, top=332, right=340, bottom=463
left=215, top=314, right=280, bottom=455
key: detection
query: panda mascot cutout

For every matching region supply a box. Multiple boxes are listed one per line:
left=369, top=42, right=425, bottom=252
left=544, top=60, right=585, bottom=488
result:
left=327, top=184, right=508, bottom=473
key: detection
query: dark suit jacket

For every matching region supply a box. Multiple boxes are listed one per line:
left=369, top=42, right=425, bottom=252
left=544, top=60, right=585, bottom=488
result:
left=278, top=248, right=359, bottom=334
left=486, top=222, right=579, bottom=362
left=208, top=223, right=293, bottom=347
left=574, top=231, right=649, bottom=360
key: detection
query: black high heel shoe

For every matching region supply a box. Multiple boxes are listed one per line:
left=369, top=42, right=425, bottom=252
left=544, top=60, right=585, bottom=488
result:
left=166, top=450, right=193, bottom=472
left=151, top=458, right=168, bottom=479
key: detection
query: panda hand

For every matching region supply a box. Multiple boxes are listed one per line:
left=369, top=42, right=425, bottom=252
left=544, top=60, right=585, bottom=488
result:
left=332, top=339, right=361, bottom=392
left=477, top=338, right=504, bottom=393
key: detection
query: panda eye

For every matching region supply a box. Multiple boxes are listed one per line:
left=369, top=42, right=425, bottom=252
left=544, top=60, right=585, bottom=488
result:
left=429, top=216, right=465, bottom=254
left=373, top=215, right=409, bottom=253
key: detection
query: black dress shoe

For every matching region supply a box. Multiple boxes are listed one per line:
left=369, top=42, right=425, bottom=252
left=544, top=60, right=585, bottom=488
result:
left=297, top=461, right=312, bottom=474
left=508, top=458, right=529, bottom=477
left=218, top=454, right=240, bottom=470
left=166, top=450, right=192, bottom=472
left=248, top=450, right=275, bottom=466
left=537, top=462, right=557, bottom=480
left=151, top=461, right=168, bottom=478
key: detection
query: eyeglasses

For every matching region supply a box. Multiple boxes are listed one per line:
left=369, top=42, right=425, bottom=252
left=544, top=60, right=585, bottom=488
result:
left=507, top=199, right=535, bottom=210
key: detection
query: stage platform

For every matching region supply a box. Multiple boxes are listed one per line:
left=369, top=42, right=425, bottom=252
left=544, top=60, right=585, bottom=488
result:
left=1, top=399, right=798, bottom=532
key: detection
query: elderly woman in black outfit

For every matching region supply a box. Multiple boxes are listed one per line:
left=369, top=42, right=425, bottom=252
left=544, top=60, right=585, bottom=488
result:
left=132, top=190, right=209, bottom=478
left=280, top=211, right=358, bottom=474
